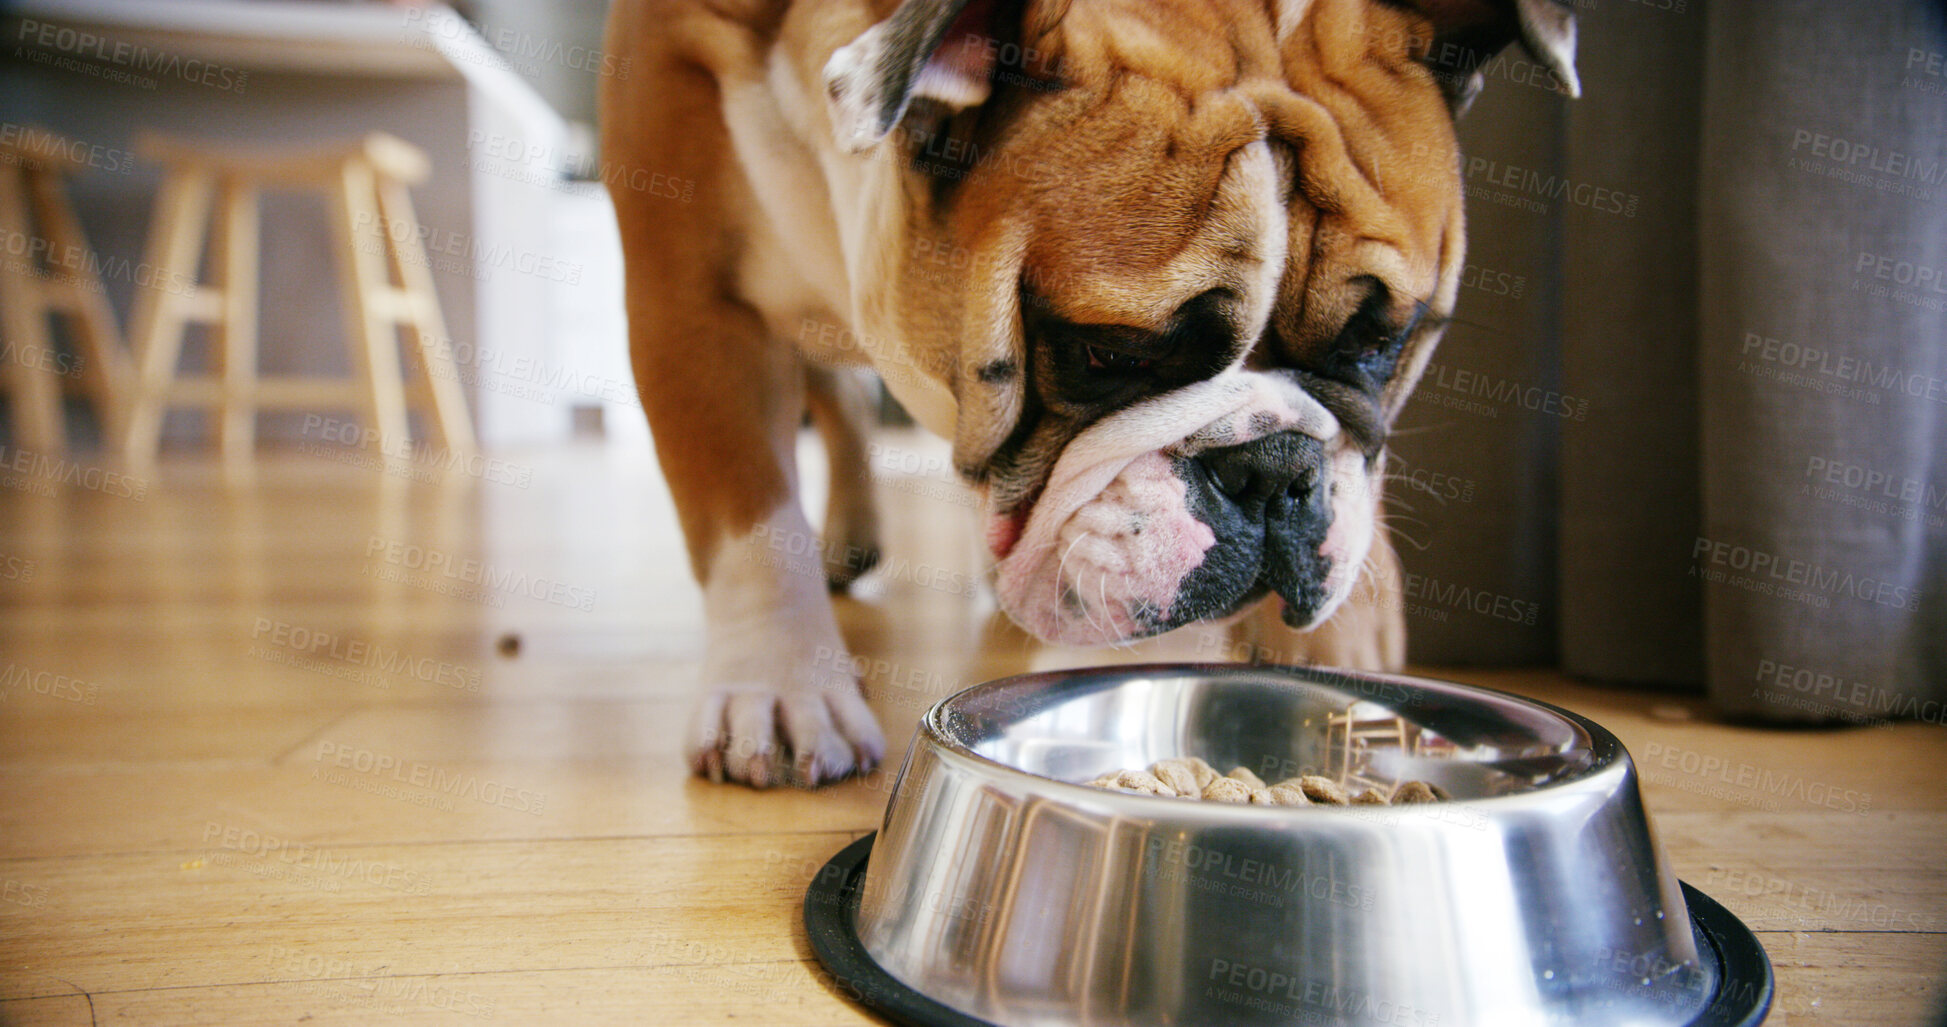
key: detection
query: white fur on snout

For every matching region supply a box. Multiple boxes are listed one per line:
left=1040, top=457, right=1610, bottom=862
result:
left=991, top=370, right=1338, bottom=645
left=1302, top=443, right=1379, bottom=628
left=996, top=453, right=1216, bottom=645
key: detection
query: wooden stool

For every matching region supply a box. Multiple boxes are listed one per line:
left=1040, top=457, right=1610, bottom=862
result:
left=123, top=131, right=475, bottom=465
left=0, top=126, right=131, bottom=453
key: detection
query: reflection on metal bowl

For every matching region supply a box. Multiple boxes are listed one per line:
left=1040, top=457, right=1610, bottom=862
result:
left=805, top=663, right=1772, bottom=1027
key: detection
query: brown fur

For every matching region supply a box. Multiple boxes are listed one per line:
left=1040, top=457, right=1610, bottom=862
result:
left=601, top=3, right=789, bottom=577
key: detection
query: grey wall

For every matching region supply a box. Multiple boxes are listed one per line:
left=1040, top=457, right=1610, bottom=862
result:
left=466, top=0, right=610, bottom=132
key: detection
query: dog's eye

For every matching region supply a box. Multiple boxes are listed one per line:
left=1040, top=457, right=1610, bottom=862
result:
left=1085, top=344, right=1155, bottom=373
left=1340, top=322, right=1395, bottom=360
left=1321, top=278, right=1426, bottom=390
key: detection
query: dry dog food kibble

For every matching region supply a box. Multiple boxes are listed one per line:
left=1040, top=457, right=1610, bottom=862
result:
left=1390, top=780, right=1443, bottom=804
left=1084, top=756, right=1450, bottom=807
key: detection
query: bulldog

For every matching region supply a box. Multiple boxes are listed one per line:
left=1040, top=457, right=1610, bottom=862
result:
left=600, top=0, right=1577, bottom=786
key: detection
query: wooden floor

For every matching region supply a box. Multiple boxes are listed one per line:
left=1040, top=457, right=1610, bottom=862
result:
left=0, top=432, right=1942, bottom=1026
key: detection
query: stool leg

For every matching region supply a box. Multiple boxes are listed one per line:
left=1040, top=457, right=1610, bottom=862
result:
left=210, top=176, right=259, bottom=464
left=124, top=166, right=215, bottom=465
left=328, top=158, right=410, bottom=461
left=375, top=177, right=475, bottom=455
left=25, top=165, right=132, bottom=444
left=0, top=166, right=66, bottom=454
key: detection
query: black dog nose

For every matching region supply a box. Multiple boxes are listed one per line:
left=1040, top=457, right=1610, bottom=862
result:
left=1196, top=432, right=1320, bottom=509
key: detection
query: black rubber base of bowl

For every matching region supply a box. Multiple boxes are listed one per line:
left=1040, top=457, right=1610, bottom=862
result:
left=804, top=832, right=1773, bottom=1027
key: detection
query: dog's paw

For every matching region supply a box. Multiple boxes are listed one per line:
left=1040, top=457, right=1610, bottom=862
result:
left=684, top=680, right=886, bottom=788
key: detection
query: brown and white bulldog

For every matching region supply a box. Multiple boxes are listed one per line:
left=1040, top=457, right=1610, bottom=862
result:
left=600, top=0, right=1577, bottom=786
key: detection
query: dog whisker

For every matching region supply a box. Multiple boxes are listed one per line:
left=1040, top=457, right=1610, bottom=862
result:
left=1054, top=531, right=1107, bottom=637
left=1078, top=559, right=1112, bottom=640
left=1375, top=511, right=1432, bottom=530
left=1098, top=571, right=1114, bottom=642
left=1383, top=528, right=1431, bottom=552
left=1379, top=493, right=1428, bottom=514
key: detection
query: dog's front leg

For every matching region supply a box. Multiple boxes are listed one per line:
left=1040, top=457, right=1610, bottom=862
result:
left=599, top=8, right=881, bottom=787
left=632, top=304, right=884, bottom=788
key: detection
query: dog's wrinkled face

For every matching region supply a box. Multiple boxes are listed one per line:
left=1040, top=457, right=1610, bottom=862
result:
left=826, top=0, right=1571, bottom=645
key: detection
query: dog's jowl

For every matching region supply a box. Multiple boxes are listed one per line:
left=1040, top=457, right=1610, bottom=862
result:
left=600, top=0, right=1578, bottom=786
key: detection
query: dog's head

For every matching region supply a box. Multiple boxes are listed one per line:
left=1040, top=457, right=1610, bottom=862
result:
left=822, top=0, right=1576, bottom=645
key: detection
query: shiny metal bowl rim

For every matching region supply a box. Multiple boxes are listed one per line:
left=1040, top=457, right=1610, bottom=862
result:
left=918, top=661, right=1620, bottom=811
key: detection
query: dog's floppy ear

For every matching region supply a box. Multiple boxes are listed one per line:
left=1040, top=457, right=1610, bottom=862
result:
left=823, top=0, right=1067, bottom=153
left=1403, top=0, right=1580, bottom=115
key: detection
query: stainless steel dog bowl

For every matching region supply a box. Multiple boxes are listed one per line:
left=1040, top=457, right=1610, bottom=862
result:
left=806, top=663, right=1770, bottom=1027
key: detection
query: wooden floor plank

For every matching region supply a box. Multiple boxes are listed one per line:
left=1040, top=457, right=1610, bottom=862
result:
left=1757, top=929, right=1947, bottom=1026
left=79, top=963, right=871, bottom=1027
left=1654, top=811, right=1947, bottom=932
left=0, top=993, right=97, bottom=1027
left=0, top=762, right=894, bottom=860
left=0, top=834, right=866, bottom=999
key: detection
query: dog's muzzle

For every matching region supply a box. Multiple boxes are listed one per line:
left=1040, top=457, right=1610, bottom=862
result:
left=1175, top=429, right=1334, bottom=625
left=989, top=371, right=1352, bottom=646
